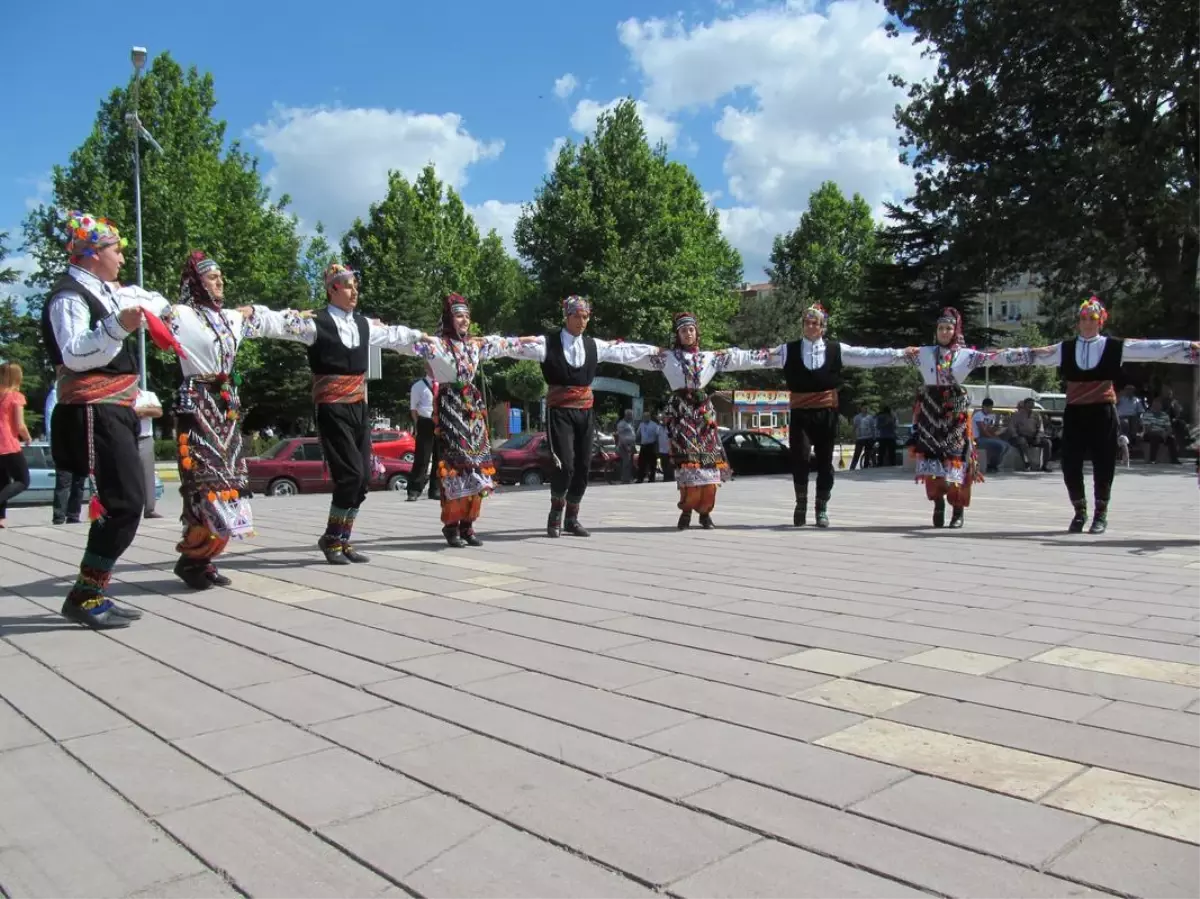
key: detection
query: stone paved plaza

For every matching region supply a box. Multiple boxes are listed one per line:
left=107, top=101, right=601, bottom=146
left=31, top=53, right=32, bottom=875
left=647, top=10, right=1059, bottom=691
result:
left=0, top=465, right=1197, bottom=898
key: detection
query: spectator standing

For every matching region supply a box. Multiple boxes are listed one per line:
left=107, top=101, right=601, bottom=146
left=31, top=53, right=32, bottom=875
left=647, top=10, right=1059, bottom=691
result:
left=0, top=362, right=33, bottom=526
left=849, top=404, right=876, bottom=469
left=875, top=405, right=897, bottom=467
left=45, top=383, right=86, bottom=524
left=635, top=411, right=660, bottom=483
left=656, top=417, right=674, bottom=481
left=407, top=370, right=440, bottom=500
left=1141, top=398, right=1180, bottom=464
left=972, top=398, right=1009, bottom=473
left=616, top=409, right=636, bottom=484
left=135, top=389, right=163, bottom=519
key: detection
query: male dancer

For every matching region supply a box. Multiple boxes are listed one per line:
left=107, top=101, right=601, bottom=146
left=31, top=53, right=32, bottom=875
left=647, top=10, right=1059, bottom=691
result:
left=1025, top=297, right=1198, bottom=533
left=522, top=296, right=658, bottom=537
left=40, top=212, right=169, bottom=628
left=779, top=304, right=913, bottom=527
left=244, top=263, right=425, bottom=562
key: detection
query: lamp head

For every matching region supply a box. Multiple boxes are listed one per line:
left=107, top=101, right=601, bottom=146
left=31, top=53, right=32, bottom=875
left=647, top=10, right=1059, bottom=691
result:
left=131, top=46, right=148, bottom=71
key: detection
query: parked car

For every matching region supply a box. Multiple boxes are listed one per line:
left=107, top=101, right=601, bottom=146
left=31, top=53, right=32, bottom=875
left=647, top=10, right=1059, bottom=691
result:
left=493, top=432, right=619, bottom=486
left=720, top=429, right=792, bottom=476
left=370, top=428, right=416, bottom=463
left=247, top=437, right=412, bottom=496
left=11, top=443, right=165, bottom=505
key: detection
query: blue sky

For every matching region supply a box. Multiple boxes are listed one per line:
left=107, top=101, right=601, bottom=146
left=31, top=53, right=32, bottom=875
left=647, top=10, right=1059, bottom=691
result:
left=1, top=0, right=931, bottom=288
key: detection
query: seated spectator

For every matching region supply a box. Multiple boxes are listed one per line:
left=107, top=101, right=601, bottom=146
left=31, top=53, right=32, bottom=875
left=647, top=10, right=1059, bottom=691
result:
left=1116, top=385, right=1145, bottom=441
left=1007, top=398, right=1053, bottom=472
left=972, top=398, right=1008, bottom=473
left=1141, top=398, right=1180, bottom=464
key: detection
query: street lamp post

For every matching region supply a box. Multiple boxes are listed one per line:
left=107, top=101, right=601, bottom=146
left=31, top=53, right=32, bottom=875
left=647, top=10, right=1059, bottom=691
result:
left=127, top=46, right=164, bottom=390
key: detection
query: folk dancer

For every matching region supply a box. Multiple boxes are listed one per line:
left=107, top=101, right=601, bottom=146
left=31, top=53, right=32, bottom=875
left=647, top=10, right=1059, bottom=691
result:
left=241, top=263, right=425, bottom=563
left=776, top=304, right=915, bottom=527
left=520, top=295, right=659, bottom=537
left=908, top=308, right=1029, bottom=528
left=39, top=212, right=172, bottom=628
left=155, top=250, right=279, bottom=589
left=413, top=294, right=540, bottom=547
left=1020, top=297, right=1199, bottom=533
left=629, top=312, right=780, bottom=530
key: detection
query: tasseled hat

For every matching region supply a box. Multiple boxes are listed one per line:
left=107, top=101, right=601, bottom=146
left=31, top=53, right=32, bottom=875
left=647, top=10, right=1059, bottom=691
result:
left=64, top=210, right=126, bottom=261
left=179, top=250, right=222, bottom=308
left=440, top=293, right=471, bottom=337
left=936, top=306, right=966, bottom=348
left=323, top=262, right=356, bottom=290
left=802, top=303, right=827, bottom=325
left=563, top=295, right=591, bottom=317
left=1078, top=295, right=1108, bottom=326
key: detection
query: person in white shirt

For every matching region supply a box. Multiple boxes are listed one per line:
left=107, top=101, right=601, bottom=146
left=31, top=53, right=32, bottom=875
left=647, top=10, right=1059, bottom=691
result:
left=517, top=295, right=658, bottom=536
left=38, top=211, right=162, bottom=629
left=44, top=383, right=86, bottom=524
left=850, top=405, right=877, bottom=470
left=241, top=262, right=425, bottom=563
left=656, top=416, right=673, bottom=481
left=1018, top=296, right=1199, bottom=533
left=971, top=398, right=1009, bottom=473
left=635, top=412, right=661, bottom=483
left=407, top=369, right=438, bottom=501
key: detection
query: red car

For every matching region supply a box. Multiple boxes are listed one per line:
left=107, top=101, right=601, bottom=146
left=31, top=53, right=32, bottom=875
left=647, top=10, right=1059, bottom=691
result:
left=247, top=437, right=413, bottom=496
left=493, top=432, right=618, bottom=487
left=370, top=428, right=416, bottom=462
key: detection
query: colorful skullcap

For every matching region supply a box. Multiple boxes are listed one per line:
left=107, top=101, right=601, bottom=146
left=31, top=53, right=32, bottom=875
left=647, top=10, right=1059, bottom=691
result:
left=323, top=262, right=356, bottom=289
left=563, top=295, right=591, bottom=317
left=64, top=210, right=127, bottom=259
left=1078, top=296, right=1107, bottom=326
left=673, top=312, right=698, bottom=331
left=802, top=303, right=827, bottom=323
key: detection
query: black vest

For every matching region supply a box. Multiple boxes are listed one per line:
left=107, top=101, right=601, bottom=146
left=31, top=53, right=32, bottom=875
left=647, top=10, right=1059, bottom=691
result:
left=306, top=307, right=370, bottom=375
left=540, top=331, right=598, bottom=386
left=782, top=339, right=843, bottom=391
left=40, top=271, right=138, bottom=374
left=1060, top=337, right=1123, bottom=381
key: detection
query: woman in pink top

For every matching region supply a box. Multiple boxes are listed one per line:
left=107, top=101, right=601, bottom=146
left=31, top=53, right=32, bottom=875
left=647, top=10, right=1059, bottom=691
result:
left=0, top=361, right=33, bottom=526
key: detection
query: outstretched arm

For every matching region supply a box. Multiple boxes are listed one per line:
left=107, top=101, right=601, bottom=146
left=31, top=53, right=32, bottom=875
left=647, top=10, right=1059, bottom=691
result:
left=368, top=321, right=426, bottom=355
left=841, top=344, right=920, bottom=368
left=113, top=284, right=172, bottom=318
left=594, top=339, right=662, bottom=367
left=969, top=346, right=1056, bottom=370
left=713, top=346, right=783, bottom=373
left=1122, top=339, right=1200, bottom=364
left=237, top=306, right=317, bottom=345
left=477, top=334, right=545, bottom=361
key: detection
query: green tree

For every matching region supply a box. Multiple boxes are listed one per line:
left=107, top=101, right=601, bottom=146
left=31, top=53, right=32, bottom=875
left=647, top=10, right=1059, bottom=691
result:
left=768, top=182, right=885, bottom=334
left=504, top=359, right=547, bottom=427
left=21, top=53, right=311, bottom=423
left=473, top=231, right=534, bottom=333
left=884, top=0, right=1198, bottom=339
left=514, top=100, right=742, bottom=354
left=988, top=322, right=1062, bottom=394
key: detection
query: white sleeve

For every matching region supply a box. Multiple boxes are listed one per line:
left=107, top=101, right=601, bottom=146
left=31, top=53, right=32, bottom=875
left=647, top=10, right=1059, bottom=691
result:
left=369, top=322, right=425, bottom=355
left=113, top=284, right=172, bottom=318
left=241, top=306, right=317, bottom=345
left=594, top=339, right=661, bottom=367
left=840, top=344, right=911, bottom=368
left=410, top=382, right=421, bottom=407
left=479, top=335, right=546, bottom=361
left=49, top=292, right=133, bottom=372
left=713, top=347, right=782, bottom=372
left=1122, top=339, right=1198, bottom=364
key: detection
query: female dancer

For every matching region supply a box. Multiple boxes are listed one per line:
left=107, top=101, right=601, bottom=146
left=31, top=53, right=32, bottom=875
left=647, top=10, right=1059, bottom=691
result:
left=414, top=294, right=539, bottom=547
left=908, top=307, right=1030, bottom=528
left=630, top=312, right=780, bottom=529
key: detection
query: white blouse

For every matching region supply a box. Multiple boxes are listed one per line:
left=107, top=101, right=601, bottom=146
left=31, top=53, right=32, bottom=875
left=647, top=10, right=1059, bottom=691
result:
left=629, top=347, right=780, bottom=390
left=414, top=336, right=542, bottom=384
left=776, top=339, right=911, bottom=370
left=911, top=346, right=1033, bottom=386
left=245, top=305, right=425, bottom=353
left=47, top=271, right=171, bottom=372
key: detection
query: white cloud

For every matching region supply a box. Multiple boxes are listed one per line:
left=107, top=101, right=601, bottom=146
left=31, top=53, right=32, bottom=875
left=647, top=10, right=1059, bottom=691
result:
left=468, top=200, right=524, bottom=254
left=553, top=73, right=579, bottom=99
left=248, top=106, right=504, bottom=238
left=615, top=0, right=935, bottom=277
left=569, top=98, right=680, bottom=149
left=544, top=136, right=568, bottom=171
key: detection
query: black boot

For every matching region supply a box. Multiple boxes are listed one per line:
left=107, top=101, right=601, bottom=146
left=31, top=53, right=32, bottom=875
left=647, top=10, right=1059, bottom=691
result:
left=174, top=557, right=212, bottom=590
left=547, top=507, right=563, bottom=538
left=563, top=503, right=590, bottom=536
left=677, top=510, right=692, bottom=530
left=949, top=506, right=965, bottom=528
left=1068, top=500, right=1087, bottom=533
left=442, top=524, right=465, bottom=548
left=1089, top=500, right=1108, bottom=535
left=932, top=498, right=946, bottom=528
left=459, top=522, right=483, bottom=547
left=815, top=497, right=830, bottom=529
left=342, top=544, right=370, bottom=563
left=61, top=597, right=131, bottom=630
left=205, top=564, right=232, bottom=587
left=318, top=534, right=351, bottom=565
left=793, top=493, right=807, bottom=527
left=699, top=513, right=715, bottom=529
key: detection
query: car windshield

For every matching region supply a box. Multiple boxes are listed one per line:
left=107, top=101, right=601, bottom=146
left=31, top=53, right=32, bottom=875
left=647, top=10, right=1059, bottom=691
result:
left=499, top=434, right=535, bottom=450
left=257, top=440, right=292, bottom=459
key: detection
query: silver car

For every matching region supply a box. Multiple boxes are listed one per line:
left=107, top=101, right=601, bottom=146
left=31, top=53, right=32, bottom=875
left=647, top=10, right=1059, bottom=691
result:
left=10, top=442, right=164, bottom=505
